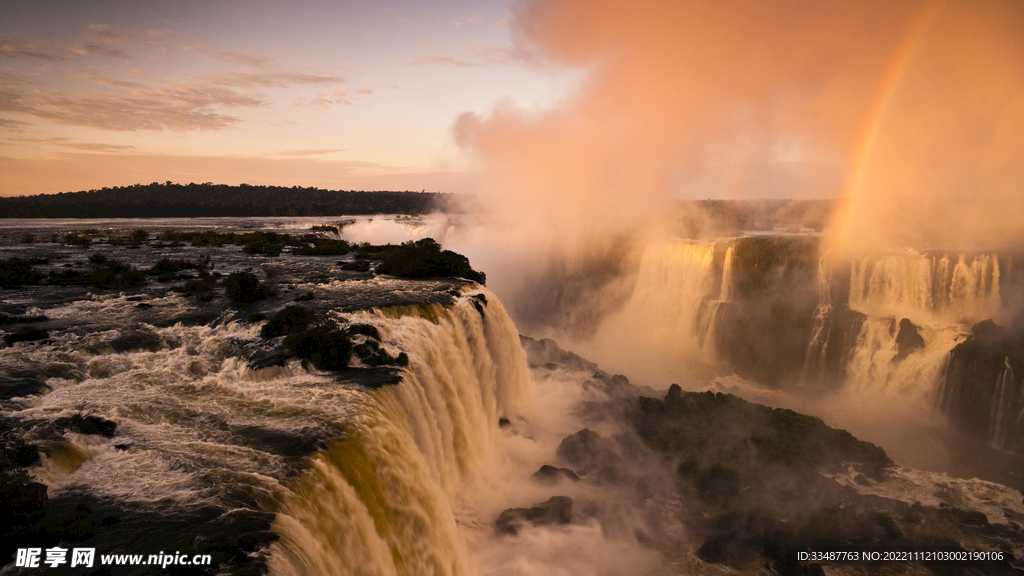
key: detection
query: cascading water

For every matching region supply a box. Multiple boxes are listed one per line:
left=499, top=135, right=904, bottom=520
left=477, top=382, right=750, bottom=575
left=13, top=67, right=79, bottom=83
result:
left=839, top=250, right=1004, bottom=406
left=850, top=250, right=1002, bottom=323
left=584, top=240, right=732, bottom=384
left=988, top=358, right=1021, bottom=452
left=268, top=292, right=535, bottom=576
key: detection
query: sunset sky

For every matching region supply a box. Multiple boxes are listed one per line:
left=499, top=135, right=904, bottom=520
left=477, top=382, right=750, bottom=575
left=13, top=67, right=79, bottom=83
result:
left=2, top=0, right=1022, bottom=219
left=0, top=0, right=578, bottom=196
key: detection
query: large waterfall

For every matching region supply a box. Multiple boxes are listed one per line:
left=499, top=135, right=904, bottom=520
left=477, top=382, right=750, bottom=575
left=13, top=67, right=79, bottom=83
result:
left=587, top=238, right=1016, bottom=454
left=269, top=293, right=534, bottom=576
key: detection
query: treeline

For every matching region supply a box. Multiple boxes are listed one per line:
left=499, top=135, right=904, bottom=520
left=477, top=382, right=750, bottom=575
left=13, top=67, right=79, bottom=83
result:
left=677, top=199, right=837, bottom=238
left=0, top=182, right=460, bottom=218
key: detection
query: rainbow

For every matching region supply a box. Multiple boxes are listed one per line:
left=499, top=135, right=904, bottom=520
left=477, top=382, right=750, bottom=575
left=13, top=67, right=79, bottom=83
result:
left=828, top=1, right=943, bottom=257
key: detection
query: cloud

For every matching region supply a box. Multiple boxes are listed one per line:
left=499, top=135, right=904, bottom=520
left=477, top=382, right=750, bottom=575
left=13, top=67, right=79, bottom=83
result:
left=0, top=76, right=263, bottom=131
left=357, top=87, right=373, bottom=94
left=183, top=45, right=270, bottom=67
left=293, top=89, right=351, bottom=108
left=0, top=38, right=53, bottom=60
left=205, top=70, right=344, bottom=88
left=71, top=25, right=165, bottom=59
left=73, top=44, right=130, bottom=59
left=274, top=148, right=348, bottom=157
left=454, top=16, right=490, bottom=27
left=59, top=142, right=138, bottom=153
left=86, top=25, right=162, bottom=48
left=0, top=117, right=29, bottom=132
left=411, top=45, right=516, bottom=67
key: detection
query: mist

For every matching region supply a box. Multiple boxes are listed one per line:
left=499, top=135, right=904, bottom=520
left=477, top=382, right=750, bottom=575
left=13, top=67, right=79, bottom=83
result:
left=453, top=0, right=1024, bottom=340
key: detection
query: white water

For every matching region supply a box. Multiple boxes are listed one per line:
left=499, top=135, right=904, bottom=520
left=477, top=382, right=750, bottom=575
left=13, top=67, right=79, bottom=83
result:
left=850, top=250, right=1002, bottom=324
left=584, top=240, right=728, bottom=386
left=268, top=291, right=671, bottom=576
left=988, top=357, right=1022, bottom=451
left=843, top=318, right=965, bottom=402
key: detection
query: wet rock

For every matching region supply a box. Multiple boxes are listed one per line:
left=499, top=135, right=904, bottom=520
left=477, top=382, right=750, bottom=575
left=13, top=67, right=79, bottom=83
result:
left=556, top=429, right=620, bottom=474
left=894, top=318, right=925, bottom=361
left=109, top=329, right=163, bottom=353
left=4, top=325, right=49, bottom=346
left=939, top=319, right=1024, bottom=446
left=498, top=418, right=511, bottom=428
left=247, top=350, right=291, bottom=370
left=532, top=465, right=581, bottom=483
left=54, top=414, right=117, bottom=438
left=496, top=496, right=573, bottom=535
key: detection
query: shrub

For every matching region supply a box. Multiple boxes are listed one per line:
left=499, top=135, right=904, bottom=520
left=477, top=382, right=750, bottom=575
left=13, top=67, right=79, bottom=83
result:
left=62, top=232, right=91, bottom=247
left=224, top=269, right=273, bottom=303
left=375, top=238, right=485, bottom=284
left=0, top=258, right=43, bottom=288
left=260, top=305, right=317, bottom=338
left=283, top=320, right=351, bottom=370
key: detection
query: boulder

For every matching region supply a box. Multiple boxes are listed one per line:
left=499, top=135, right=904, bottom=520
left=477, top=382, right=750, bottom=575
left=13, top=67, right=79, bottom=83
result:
left=495, top=496, right=573, bottom=535
left=532, top=465, right=581, bottom=483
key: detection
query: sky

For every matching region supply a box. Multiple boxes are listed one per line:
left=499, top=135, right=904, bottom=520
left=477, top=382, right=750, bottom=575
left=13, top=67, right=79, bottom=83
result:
left=2, top=0, right=1022, bottom=234
left=0, top=0, right=578, bottom=196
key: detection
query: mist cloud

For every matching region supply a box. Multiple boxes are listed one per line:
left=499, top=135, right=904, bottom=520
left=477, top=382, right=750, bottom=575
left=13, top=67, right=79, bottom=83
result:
left=455, top=0, right=1024, bottom=255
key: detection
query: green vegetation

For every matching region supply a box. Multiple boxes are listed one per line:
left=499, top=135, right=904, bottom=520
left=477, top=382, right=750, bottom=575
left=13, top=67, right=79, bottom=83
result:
left=0, top=257, right=44, bottom=288
left=224, top=269, right=274, bottom=304
left=375, top=238, right=485, bottom=284
left=48, top=256, right=146, bottom=289
left=259, top=306, right=408, bottom=371
left=677, top=199, right=835, bottom=238
left=146, top=258, right=206, bottom=281
left=731, top=235, right=819, bottom=298
left=283, top=320, right=352, bottom=371
left=260, top=305, right=317, bottom=338
left=0, top=182, right=455, bottom=218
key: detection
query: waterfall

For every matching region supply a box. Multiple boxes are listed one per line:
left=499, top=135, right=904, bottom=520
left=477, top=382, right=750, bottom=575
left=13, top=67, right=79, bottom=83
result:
left=801, top=253, right=834, bottom=383
left=718, top=245, right=734, bottom=303
left=268, top=290, right=534, bottom=576
left=849, top=250, right=1002, bottom=323
left=988, top=357, right=1021, bottom=451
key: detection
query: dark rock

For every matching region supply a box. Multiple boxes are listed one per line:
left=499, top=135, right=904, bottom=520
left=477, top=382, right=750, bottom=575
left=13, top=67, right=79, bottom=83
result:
left=495, top=496, right=573, bottom=535
left=347, top=324, right=381, bottom=341
left=532, top=465, right=581, bottom=483
left=894, top=318, right=925, bottom=361
left=248, top=350, right=291, bottom=370
left=939, top=319, right=1024, bottom=448
left=109, top=330, right=163, bottom=353
left=2, top=480, right=47, bottom=509
left=4, top=326, right=49, bottom=346
left=556, top=429, right=620, bottom=474
left=54, top=414, right=117, bottom=438
left=498, top=418, right=511, bottom=428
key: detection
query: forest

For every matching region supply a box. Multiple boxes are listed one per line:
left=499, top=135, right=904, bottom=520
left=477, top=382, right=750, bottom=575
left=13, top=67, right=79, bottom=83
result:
left=0, top=182, right=458, bottom=218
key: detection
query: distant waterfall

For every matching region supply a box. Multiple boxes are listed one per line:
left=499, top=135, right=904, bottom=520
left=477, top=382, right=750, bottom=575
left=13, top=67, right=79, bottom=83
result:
left=849, top=250, right=1002, bottom=323
left=802, top=254, right=834, bottom=384
left=268, top=291, right=533, bottom=576
left=988, top=358, right=1021, bottom=451
left=800, top=250, right=1004, bottom=403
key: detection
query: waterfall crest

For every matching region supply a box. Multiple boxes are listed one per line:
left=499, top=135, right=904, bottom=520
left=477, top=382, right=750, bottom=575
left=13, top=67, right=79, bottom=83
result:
left=268, top=290, right=533, bottom=576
